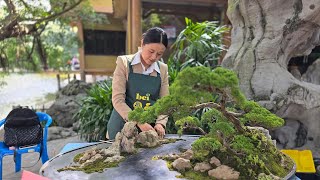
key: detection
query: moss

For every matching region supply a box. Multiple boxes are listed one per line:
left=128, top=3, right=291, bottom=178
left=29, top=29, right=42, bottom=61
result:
left=83, top=159, right=120, bottom=173
left=160, top=138, right=183, bottom=145
left=73, top=153, right=84, bottom=163
left=231, top=135, right=255, bottom=154
left=58, top=158, right=124, bottom=173
left=166, top=161, right=174, bottom=171
left=59, top=152, right=127, bottom=174
left=181, top=171, right=213, bottom=180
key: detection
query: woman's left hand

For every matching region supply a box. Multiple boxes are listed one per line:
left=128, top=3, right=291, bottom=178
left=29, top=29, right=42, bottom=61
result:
left=154, top=124, right=165, bottom=139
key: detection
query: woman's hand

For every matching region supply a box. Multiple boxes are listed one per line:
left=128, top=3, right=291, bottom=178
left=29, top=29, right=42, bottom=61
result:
left=137, top=123, right=154, bottom=132
left=154, top=123, right=165, bottom=139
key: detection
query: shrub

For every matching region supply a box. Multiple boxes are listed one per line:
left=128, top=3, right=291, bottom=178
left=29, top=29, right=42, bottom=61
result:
left=74, top=79, right=113, bottom=142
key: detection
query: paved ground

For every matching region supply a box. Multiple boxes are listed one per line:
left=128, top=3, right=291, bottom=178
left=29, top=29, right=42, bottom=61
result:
left=2, top=135, right=85, bottom=180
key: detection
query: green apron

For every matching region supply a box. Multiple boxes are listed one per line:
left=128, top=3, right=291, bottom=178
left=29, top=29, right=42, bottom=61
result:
left=107, top=57, right=161, bottom=139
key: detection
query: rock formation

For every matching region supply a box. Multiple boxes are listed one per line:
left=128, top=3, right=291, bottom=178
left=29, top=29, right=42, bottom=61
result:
left=223, top=0, right=320, bottom=155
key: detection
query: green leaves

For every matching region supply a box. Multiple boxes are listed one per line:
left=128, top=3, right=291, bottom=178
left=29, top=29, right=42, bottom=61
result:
left=74, top=79, right=113, bottom=142
left=170, top=17, right=229, bottom=71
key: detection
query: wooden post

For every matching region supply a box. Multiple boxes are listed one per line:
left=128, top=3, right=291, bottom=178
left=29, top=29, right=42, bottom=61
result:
left=56, top=74, right=61, bottom=90
left=129, top=0, right=142, bottom=54
left=73, top=74, right=76, bottom=80
left=76, top=20, right=86, bottom=82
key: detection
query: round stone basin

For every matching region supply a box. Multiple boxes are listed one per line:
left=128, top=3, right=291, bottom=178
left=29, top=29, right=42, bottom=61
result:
left=40, top=135, right=200, bottom=180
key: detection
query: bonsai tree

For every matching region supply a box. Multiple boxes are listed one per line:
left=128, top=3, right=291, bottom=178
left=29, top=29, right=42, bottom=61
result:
left=129, top=66, right=294, bottom=179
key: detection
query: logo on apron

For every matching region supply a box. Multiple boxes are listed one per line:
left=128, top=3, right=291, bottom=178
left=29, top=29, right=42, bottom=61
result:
left=134, top=93, right=151, bottom=110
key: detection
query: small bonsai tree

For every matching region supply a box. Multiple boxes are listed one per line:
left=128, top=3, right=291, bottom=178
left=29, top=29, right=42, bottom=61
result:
left=129, top=66, right=294, bottom=179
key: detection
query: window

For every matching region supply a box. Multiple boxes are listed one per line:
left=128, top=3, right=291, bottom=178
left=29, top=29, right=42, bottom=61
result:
left=84, top=30, right=126, bottom=55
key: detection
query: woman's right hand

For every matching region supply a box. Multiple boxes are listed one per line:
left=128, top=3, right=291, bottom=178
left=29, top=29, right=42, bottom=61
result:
left=137, top=123, right=154, bottom=132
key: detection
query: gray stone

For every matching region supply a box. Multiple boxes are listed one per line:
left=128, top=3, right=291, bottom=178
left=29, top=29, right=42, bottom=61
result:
left=120, top=136, right=136, bottom=153
left=172, top=158, right=192, bottom=172
left=104, top=155, right=125, bottom=163
left=194, top=162, right=212, bottom=172
left=210, top=156, right=221, bottom=167
left=136, top=130, right=160, bottom=148
left=302, top=59, right=320, bottom=85
left=122, top=122, right=138, bottom=138
left=208, top=165, right=240, bottom=180
left=179, top=149, right=193, bottom=160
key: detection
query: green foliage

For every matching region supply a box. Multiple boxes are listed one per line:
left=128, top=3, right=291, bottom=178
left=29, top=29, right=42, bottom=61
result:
left=210, top=121, right=236, bottom=137
left=171, top=17, right=229, bottom=70
left=0, top=0, right=108, bottom=71
left=241, top=101, right=285, bottom=128
left=191, top=137, right=222, bottom=161
left=74, top=80, right=113, bottom=142
left=129, top=66, right=284, bottom=130
left=175, top=116, right=201, bottom=135
left=231, top=135, right=255, bottom=154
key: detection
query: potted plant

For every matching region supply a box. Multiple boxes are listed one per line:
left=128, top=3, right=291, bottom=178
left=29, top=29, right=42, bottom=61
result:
left=129, top=66, right=294, bottom=179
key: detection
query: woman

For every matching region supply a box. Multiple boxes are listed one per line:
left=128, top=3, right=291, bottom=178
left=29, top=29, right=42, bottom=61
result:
left=107, top=27, right=169, bottom=140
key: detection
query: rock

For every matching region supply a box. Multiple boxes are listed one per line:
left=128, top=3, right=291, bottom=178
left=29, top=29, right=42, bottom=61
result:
left=73, top=121, right=80, bottom=132
left=208, top=165, right=240, bottom=180
left=122, top=122, right=138, bottom=138
left=271, top=119, right=300, bottom=148
left=48, top=126, right=76, bottom=141
left=80, top=153, right=103, bottom=168
left=210, top=156, right=221, bottom=167
left=258, top=173, right=281, bottom=180
left=104, top=155, right=125, bottom=163
left=60, top=80, right=91, bottom=96
left=222, top=0, right=320, bottom=155
left=136, top=130, right=160, bottom=148
left=100, top=133, right=122, bottom=157
left=79, top=148, right=98, bottom=163
left=194, top=162, right=212, bottom=172
left=180, top=149, right=193, bottom=160
left=302, top=58, right=320, bottom=85
left=47, top=80, right=90, bottom=128
left=172, top=158, right=192, bottom=172
left=121, top=136, right=136, bottom=153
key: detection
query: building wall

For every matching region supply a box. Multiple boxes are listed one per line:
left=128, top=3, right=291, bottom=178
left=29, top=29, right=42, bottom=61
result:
left=81, top=16, right=126, bottom=76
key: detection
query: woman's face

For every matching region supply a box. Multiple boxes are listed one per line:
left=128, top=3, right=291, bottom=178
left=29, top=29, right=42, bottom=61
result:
left=140, top=43, right=166, bottom=66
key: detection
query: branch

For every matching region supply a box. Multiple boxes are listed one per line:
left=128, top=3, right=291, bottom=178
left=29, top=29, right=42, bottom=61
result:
left=216, top=130, right=245, bottom=156
left=191, top=102, right=245, bottom=133
left=18, top=0, right=32, bottom=10
left=191, top=102, right=244, bottom=117
left=33, top=0, right=84, bottom=23
left=0, top=0, right=84, bottom=41
left=4, top=0, right=16, bottom=14
left=183, top=126, right=207, bottom=135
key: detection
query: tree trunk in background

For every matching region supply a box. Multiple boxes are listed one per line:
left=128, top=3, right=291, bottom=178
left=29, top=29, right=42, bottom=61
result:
left=35, top=35, right=48, bottom=70
left=222, top=0, right=320, bottom=155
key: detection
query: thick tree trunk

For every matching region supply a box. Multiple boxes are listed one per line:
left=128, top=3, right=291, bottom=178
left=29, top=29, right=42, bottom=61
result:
left=223, top=0, right=320, bottom=155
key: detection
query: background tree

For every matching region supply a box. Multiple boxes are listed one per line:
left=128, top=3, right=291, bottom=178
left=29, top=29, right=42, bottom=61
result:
left=0, top=0, right=108, bottom=71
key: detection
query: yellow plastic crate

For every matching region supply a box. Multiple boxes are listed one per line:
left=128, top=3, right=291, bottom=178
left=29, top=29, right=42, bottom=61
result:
left=281, top=149, right=316, bottom=173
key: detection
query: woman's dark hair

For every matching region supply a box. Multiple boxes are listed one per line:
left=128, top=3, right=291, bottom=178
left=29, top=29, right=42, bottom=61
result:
left=142, top=27, right=168, bottom=48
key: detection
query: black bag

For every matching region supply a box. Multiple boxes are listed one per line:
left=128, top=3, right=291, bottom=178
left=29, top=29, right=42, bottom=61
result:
left=4, top=107, right=43, bottom=147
